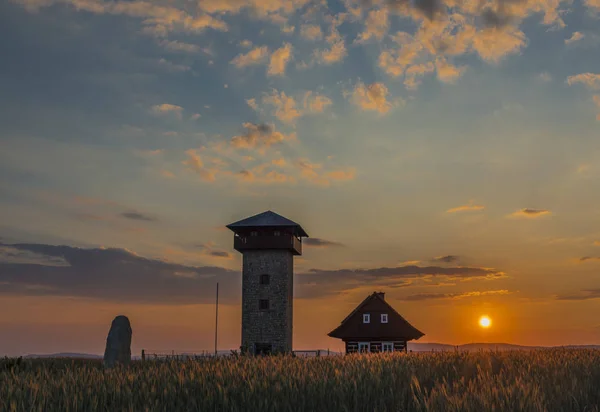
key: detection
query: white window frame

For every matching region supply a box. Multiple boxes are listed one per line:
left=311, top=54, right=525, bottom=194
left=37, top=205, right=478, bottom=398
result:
left=382, top=342, right=393, bottom=352
left=363, top=313, right=370, bottom=323
left=381, top=313, right=388, bottom=323
left=358, top=342, right=370, bottom=353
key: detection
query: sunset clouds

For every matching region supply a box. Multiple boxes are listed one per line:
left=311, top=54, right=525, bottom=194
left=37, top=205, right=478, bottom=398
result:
left=2, top=0, right=600, bottom=354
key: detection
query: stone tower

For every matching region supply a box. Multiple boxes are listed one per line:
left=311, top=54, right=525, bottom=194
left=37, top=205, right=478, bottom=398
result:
left=227, top=210, right=308, bottom=355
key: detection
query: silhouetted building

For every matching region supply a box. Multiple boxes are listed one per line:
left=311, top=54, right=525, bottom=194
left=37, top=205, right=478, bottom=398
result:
left=227, top=210, right=308, bottom=355
left=328, top=292, right=424, bottom=353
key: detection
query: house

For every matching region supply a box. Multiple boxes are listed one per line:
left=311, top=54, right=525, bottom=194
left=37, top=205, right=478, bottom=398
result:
left=328, top=292, right=424, bottom=353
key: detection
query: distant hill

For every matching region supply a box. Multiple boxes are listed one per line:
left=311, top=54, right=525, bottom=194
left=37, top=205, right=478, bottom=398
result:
left=408, top=342, right=600, bottom=352
left=23, top=352, right=103, bottom=359
left=19, top=344, right=600, bottom=359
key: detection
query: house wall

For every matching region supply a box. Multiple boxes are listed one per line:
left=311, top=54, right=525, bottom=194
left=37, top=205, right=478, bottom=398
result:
left=345, top=340, right=407, bottom=354
left=241, top=250, right=293, bottom=354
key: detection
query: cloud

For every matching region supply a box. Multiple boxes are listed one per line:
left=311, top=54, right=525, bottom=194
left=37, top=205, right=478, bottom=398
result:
left=230, top=123, right=295, bottom=149
left=509, top=208, right=552, bottom=218
left=296, top=264, right=506, bottom=299
left=580, top=256, right=600, bottom=262
left=348, top=82, right=397, bottom=114
left=556, top=289, right=600, bottom=301
left=435, top=57, right=466, bottom=83
left=432, top=255, right=460, bottom=263
left=159, top=40, right=200, bottom=53
left=303, top=238, right=345, bottom=248
left=253, top=89, right=333, bottom=124
left=537, top=72, right=552, bottom=82
left=446, top=203, right=485, bottom=213
left=565, top=32, right=585, bottom=45
left=594, top=95, right=600, bottom=121
left=268, top=43, right=293, bottom=76
left=151, top=103, right=184, bottom=118
left=402, top=289, right=512, bottom=301
left=182, top=149, right=217, bottom=182
left=0, top=243, right=236, bottom=304
left=567, top=73, right=600, bottom=90
left=355, top=8, right=389, bottom=43
left=120, top=212, right=156, bottom=222
left=261, top=90, right=302, bottom=124
left=325, top=168, right=356, bottom=181
left=14, top=0, right=228, bottom=35
left=300, top=24, right=323, bottom=41
left=586, top=0, right=600, bottom=13
left=313, top=18, right=347, bottom=65
left=231, top=46, right=269, bottom=68
left=302, top=92, right=333, bottom=113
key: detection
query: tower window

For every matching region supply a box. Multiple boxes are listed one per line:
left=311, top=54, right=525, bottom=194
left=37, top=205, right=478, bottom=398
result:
left=260, top=274, right=270, bottom=285
left=273, top=231, right=280, bottom=236
left=363, top=313, right=370, bottom=324
left=251, top=231, right=258, bottom=237
left=381, top=314, right=388, bottom=323
left=259, top=299, right=270, bottom=310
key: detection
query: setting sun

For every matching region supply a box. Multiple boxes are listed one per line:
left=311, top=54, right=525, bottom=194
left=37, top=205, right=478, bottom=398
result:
left=479, top=316, right=492, bottom=328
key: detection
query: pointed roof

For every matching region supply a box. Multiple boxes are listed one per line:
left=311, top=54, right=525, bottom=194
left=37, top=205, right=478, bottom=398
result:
left=226, top=210, right=309, bottom=237
left=328, top=292, right=424, bottom=341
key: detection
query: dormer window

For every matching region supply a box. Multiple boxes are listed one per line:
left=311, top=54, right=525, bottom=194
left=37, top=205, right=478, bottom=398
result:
left=363, top=314, right=370, bottom=324
left=381, top=314, right=388, bottom=323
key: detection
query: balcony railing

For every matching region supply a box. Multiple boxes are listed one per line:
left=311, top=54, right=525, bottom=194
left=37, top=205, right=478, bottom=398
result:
left=233, top=234, right=302, bottom=255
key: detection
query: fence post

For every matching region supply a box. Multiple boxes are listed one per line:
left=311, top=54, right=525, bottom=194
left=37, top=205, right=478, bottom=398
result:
left=142, top=349, right=145, bottom=361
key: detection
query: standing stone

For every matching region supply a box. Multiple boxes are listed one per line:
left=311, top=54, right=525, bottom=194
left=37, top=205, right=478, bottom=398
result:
left=103, top=315, right=132, bottom=368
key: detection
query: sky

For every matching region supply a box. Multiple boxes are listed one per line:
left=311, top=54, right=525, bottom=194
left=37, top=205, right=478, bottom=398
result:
left=1, top=0, right=599, bottom=357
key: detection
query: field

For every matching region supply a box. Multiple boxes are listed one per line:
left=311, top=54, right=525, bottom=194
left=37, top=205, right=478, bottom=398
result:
left=2, top=349, right=600, bottom=411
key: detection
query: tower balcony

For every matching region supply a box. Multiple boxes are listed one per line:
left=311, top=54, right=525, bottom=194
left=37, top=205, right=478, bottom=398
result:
left=233, top=233, right=302, bottom=255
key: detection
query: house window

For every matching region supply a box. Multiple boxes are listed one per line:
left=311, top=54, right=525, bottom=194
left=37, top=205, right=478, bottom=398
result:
left=259, top=299, right=269, bottom=310
left=363, top=313, right=370, bottom=324
left=274, top=231, right=280, bottom=236
left=358, top=342, right=370, bottom=353
left=382, top=342, right=393, bottom=352
left=260, top=274, right=270, bottom=285
left=381, top=314, right=388, bottom=323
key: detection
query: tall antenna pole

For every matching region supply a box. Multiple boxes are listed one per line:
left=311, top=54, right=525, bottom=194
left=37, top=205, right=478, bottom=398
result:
left=215, top=282, right=219, bottom=356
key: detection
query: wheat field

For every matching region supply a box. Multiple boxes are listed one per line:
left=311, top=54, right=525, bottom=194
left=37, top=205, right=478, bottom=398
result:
left=2, top=349, right=600, bottom=411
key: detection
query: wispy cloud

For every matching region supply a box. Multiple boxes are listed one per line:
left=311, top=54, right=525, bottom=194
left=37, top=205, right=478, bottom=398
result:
left=565, top=32, right=585, bottom=45
left=120, top=212, right=157, bottom=222
left=268, top=43, right=293, bottom=76
left=347, top=82, right=398, bottom=114
left=0, top=243, right=236, bottom=304
left=230, top=123, right=295, bottom=150
left=567, top=73, right=600, bottom=90
left=556, top=289, right=600, bottom=301
left=446, top=203, right=485, bottom=213
left=230, top=46, right=269, bottom=68
left=151, top=103, right=184, bottom=118
left=579, top=256, right=600, bottom=262
left=304, top=238, right=345, bottom=248
left=432, top=255, right=460, bottom=263
left=509, top=208, right=552, bottom=218
left=402, top=289, right=512, bottom=301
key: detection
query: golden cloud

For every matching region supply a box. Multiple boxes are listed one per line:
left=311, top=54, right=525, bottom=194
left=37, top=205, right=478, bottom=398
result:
left=230, top=46, right=269, bottom=68
left=268, top=43, right=293, bottom=76
left=348, top=82, right=397, bottom=114
left=446, top=203, right=485, bottom=213
left=509, top=208, right=552, bottom=218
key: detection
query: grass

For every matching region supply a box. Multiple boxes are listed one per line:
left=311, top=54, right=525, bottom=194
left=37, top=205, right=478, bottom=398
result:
left=2, top=349, right=600, bottom=411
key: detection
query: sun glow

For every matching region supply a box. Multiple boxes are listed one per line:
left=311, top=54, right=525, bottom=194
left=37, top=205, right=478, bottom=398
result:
left=479, top=316, right=492, bottom=328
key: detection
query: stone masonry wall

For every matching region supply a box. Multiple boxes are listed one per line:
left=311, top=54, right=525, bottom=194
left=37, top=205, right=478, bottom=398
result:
left=241, top=250, right=293, bottom=354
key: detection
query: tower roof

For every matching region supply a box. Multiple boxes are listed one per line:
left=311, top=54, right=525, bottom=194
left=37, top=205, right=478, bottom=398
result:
left=226, top=210, right=309, bottom=237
